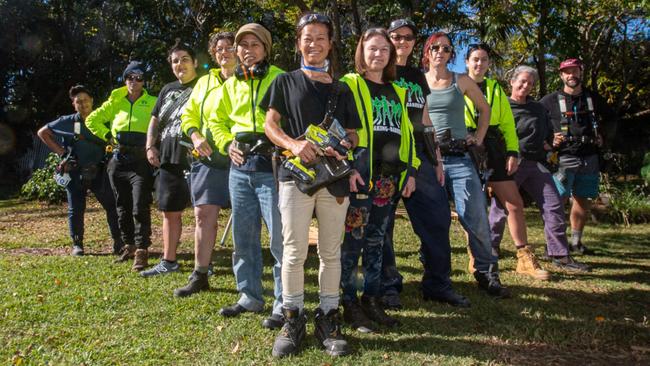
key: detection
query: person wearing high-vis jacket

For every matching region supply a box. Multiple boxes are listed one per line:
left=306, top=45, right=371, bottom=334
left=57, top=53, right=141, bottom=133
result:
left=208, top=23, right=285, bottom=330
left=339, top=28, right=420, bottom=333
left=464, top=44, right=550, bottom=281
left=85, top=61, right=157, bottom=271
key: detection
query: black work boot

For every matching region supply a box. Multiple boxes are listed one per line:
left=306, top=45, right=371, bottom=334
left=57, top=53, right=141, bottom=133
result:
left=314, top=308, right=351, bottom=356
left=342, top=298, right=375, bottom=333
left=272, top=306, right=307, bottom=358
left=474, top=266, right=512, bottom=298
left=173, top=270, right=209, bottom=297
left=360, top=295, right=400, bottom=328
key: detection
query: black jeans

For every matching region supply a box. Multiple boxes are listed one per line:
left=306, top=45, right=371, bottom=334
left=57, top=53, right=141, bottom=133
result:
left=66, top=164, right=121, bottom=246
left=107, top=154, right=153, bottom=248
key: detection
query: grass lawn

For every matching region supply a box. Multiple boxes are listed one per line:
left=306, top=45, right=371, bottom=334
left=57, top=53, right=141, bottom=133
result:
left=1, top=197, right=649, bottom=365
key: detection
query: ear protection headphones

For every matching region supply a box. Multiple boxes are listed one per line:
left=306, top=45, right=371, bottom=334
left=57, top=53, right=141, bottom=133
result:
left=235, top=60, right=270, bottom=81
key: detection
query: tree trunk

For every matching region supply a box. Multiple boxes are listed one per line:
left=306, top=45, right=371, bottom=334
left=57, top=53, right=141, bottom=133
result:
left=536, top=0, right=548, bottom=96
left=328, top=0, right=344, bottom=78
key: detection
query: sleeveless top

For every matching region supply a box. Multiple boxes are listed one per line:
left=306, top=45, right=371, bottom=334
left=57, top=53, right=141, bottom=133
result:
left=426, top=72, right=468, bottom=141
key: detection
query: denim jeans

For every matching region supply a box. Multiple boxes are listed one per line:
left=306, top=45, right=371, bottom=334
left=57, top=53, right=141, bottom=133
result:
left=380, top=205, right=403, bottom=296
left=107, top=155, right=153, bottom=248
left=489, top=159, right=570, bottom=256
left=403, top=148, right=454, bottom=297
left=443, top=154, right=498, bottom=272
left=66, top=164, right=121, bottom=246
left=229, top=167, right=283, bottom=315
left=341, top=175, right=400, bottom=303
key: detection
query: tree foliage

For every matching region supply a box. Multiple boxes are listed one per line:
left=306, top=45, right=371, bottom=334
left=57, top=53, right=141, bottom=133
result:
left=1, top=0, right=648, bottom=168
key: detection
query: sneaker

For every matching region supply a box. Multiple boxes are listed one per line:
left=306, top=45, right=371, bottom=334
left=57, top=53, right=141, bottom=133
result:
left=360, top=295, right=400, bottom=328
left=114, top=245, right=135, bottom=263
left=262, top=313, right=285, bottom=330
left=272, top=306, right=307, bottom=358
left=551, top=255, right=592, bottom=272
left=173, top=270, right=209, bottom=297
left=516, top=247, right=551, bottom=281
left=569, top=242, right=595, bottom=255
left=71, top=244, right=84, bottom=256
left=314, top=308, right=351, bottom=356
left=140, top=260, right=179, bottom=277
left=342, top=299, right=375, bottom=333
left=381, top=294, right=402, bottom=310
left=219, top=303, right=261, bottom=317
left=474, top=267, right=512, bottom=298
left=132, top=248, right=148, bottom=271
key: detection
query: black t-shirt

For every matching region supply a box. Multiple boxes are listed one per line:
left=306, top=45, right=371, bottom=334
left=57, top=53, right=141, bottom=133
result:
left=509, top=97, right=553, bottom=162
left=366, top=79, right=403, bottom=174
left=260, top=69, right=362, bottom=196
left=540, top=88, right=616, bottom=157
left=393, top=65, right=430, bottom=140
left=151, top=78, right=198, bottom=168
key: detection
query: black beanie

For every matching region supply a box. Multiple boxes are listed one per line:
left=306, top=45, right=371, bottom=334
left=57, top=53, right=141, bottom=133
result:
left=122, top=61, right=146, bottom=80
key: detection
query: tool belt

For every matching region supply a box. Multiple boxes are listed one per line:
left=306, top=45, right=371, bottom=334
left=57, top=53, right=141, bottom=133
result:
left=114, top=144, right=146, bottom=160
left=439, top=138, right=468, bottom=156
left=233, top=133, right=274, bottom=157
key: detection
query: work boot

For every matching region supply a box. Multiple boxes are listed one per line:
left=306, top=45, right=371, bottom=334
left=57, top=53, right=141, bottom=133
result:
left=551, top=255, right=592, bottom=272
left=360, top=295, right=400, bottom=328
left=71, top=244, right=84, bottom=256
left=314, top=308, right=351, bottom=356
left=381, top=293, right=402, bottom=310
left=474, top=266, right=512, bottom=298
left=114, top=245, right=135, bottom=263
left=112, top=241, right=124, bottom=255
left=569, top=242, right=595, bottom=255
left=516, top=247, right=551, bottom=281
left=272, top=306, right=307, bottom=358
left=173, top=270, right=209, bottom=297
left=342, top=298, right=375, bottom=333
left=132, top=248, right=148, bottom=271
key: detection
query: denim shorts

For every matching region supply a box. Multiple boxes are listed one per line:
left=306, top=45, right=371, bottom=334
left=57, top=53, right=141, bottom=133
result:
left=553, top=154, right=600, bottom=199
left=189, top=161, right=230, bottom=207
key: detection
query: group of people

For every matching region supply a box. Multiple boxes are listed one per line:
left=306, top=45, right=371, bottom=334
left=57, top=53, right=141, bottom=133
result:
left=38, top=14, right=614, bottom=358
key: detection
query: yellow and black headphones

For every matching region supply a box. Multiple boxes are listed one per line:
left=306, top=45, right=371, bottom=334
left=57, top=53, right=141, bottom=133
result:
left=234, top=60, right=270, bottom=81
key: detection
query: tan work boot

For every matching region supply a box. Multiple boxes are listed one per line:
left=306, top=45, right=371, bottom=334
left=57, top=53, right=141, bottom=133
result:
left=132, top=248, right=149, bottom=271
left=516, top=247, right=551, bottom=281
left=114, top=245, right=135, bottom=263
left=467, top=246, right=476, bottom=274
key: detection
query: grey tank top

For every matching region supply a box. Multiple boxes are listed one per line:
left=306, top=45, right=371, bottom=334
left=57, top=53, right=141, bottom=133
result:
left=426, top=72, right=468, bottom=140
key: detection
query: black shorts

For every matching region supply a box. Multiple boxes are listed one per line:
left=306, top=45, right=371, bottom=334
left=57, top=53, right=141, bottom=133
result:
left=485, top=133, right=514, bottom=182
left=156, top=164, right=190, bottom=211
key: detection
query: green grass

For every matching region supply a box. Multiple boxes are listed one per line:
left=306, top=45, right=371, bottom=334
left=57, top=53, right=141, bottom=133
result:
left=1, top=198, right=649, bottom=365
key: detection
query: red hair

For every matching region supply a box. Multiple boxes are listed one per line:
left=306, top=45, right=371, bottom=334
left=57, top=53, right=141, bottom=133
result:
left=421, top=32, right=455, bottom=70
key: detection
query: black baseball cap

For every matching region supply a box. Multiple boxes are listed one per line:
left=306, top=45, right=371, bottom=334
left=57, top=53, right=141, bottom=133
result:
left=388, top=19, right=417, bottom=34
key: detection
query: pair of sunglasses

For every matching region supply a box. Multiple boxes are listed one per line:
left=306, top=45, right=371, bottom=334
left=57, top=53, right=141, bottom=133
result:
left=430, top=44, right=453, bottom=53
left=126, top=74, right=144, bottom=82
left=297, top=13, right=331, bottom=29
left=390, top=34, right=416, bottom=42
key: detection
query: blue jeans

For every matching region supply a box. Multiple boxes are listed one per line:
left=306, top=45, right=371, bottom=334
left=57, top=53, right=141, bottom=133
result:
left=66, top=164, right=121, bottom=246
left=229, top=168, right=283, bottom=315
left=341, top=175, right=400, bottom=302
left=443, top=154, right=497, bottom=272
left=403, top=148, right=454, bottom=297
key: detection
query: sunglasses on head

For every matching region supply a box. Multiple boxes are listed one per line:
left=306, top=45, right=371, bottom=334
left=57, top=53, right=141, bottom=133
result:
left=430, top=44, right=453, bottom=53
left=126, top=74, right=144, bottom=82
left=297, top=13, right=332, bottom=29
left=390, top=34, right=416, bottom=42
